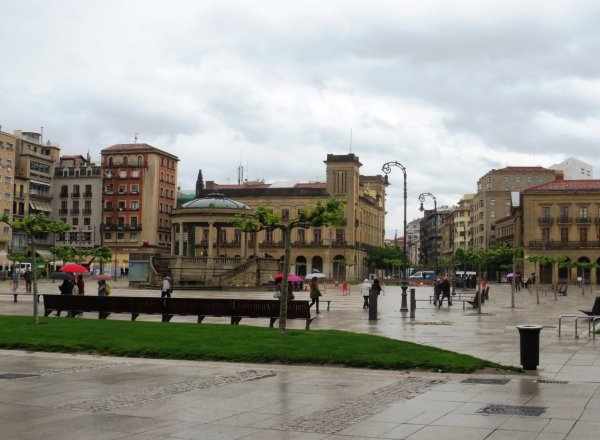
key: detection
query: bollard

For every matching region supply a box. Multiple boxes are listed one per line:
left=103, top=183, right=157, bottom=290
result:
left=516, top=324, right=543, bottom=370
left=368, top=289, right=378, bottom=320
left=409, top=288, right=415, bottom=319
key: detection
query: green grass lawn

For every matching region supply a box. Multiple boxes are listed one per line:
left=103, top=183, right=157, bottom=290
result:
left=0, top=315, right=517, bottom=373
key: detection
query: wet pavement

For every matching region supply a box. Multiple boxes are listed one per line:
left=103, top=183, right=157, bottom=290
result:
left=0, top=280, right=598, bottom=439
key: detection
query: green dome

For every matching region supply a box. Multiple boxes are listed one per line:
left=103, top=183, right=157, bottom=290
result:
left=182, top=193, right=250, bottom=210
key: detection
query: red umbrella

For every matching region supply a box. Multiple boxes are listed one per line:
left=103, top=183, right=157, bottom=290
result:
left=60, top=264, right=90, bottom=273
left=274, top=274, right=304, bottom=282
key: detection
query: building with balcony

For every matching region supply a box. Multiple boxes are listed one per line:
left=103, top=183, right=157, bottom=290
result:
left=0, top=127, right=17, bottom=268
left=101, top=143, right=179, bottom=271
left=472, top=167, right=561, bottom=249
left=522, top=176, right=600, bottom=284
left=11, top=130, right=60, bottom=256
left=52, top=155, right=103, bottom=250
left=173, top=153, right=387, bottom=282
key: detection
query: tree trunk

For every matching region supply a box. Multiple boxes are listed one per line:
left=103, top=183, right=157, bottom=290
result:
left=30, top=239, right=39, bottom=324
left=278, top=227, right=292, bottom=335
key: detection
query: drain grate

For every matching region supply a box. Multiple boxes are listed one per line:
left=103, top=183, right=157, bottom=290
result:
left=0, top=373, right=39, bottom=380
left=461, top=378, right=510, bottom=385
left=478, top=404, right=546, bottom=417
left=536, top=379, right=569, bottom=384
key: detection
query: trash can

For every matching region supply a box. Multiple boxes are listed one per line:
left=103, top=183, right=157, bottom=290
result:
left=369, top=289, right=378, bottom=321
left=516, top=324, right=543, bottom=370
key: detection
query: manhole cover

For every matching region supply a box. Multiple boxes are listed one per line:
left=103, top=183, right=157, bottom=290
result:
left=461, top=378, right=510, bottom=385
left=0, top=373, right=39, bottom=380
left=478, top=404, right=546, bottom=417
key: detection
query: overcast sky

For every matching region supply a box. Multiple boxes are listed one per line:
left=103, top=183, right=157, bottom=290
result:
left=2, top=1, right=600, bottom=238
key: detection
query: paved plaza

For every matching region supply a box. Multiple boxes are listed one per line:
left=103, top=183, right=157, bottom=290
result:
left=0, top=280, right=598, bottom=439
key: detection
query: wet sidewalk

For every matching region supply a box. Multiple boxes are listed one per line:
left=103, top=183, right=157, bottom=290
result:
left=0, top=281, right=599, bottom=439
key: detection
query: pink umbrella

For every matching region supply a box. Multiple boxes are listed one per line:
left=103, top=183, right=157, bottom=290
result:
left=274, top=274, right=304, bottom=282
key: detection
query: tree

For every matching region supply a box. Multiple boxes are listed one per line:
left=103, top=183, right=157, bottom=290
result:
left=2, top=213, right=71, bottom=324
left=365, top=245, right=407, bottom=276
left=234, top=198, right=345, bottom=335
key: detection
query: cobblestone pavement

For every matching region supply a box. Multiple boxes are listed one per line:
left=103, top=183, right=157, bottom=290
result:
left=0, top=280, right=599, bottom=439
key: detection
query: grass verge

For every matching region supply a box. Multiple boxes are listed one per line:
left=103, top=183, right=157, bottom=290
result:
left=0, top=316, right=517, bottom=373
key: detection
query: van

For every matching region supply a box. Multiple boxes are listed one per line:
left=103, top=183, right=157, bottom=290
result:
left=409, top=270, right=436, bottom=281
left=14, top=263, right=31, bottom=275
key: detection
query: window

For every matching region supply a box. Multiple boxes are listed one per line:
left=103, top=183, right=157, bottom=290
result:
left=503, top=176, right=509, bottom=184
left=118, top=185, right=126, bottom=194
left=4, top=193, right=10, bottom=201
left=282, top=209, right=289, bottom=221
left=313, top=228, right=322, bottom=244
left=265, top=230, right=274, bottom=243
left=560, top=206, right=569, bottom=218
left=542, top=228, right=550, bottom=242
left=335, top=229, right=345, bottom=243
left=72, top=218, right=79, bottom=226
left=490, top=199, right=496, bottom=206
left=131, top=184, right=139, bottom=194
left=490, top=211, right=496, bottom=219
left=297, top=229, right=305, bottom=243
left=130, top=232, right=137, bottom=241
left=527, top=176, right=532, bottom=183
left=234, top=229, right=241, bottom=243
left=130, top=217, right=138, bottom=227
left=118, top=201, right=126, bottom=211
left=541, top=207, right=551, bottom=218
left=515, top=176, right=521, bottom=183
left=2, top=227, right=8, bottom=235
left=537, top=176, right=544, bottom=183
left=4, top=176, right=10, bottom=185
left=84, top=217, right=90, bottom=225
left=131, top=201, right=139, bottom=210
left=6, top=159, right=12, bottom=168
left=117, top=232, right=124, bottom=240
left=579, top=207, right=588, bottom=218
left=580, top=228, right=588, bottom=244
left=219, top=229, right=227, bottom=243
left=561, top=228, right=569, bottom=245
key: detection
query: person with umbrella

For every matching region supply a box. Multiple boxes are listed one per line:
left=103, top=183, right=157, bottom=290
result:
left=309, top=277, right=322, bottom=313
left=76, top=274, right=85, bottom=295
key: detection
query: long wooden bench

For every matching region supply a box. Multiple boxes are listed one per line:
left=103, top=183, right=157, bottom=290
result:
left=42, top=295, right=316, bottom=329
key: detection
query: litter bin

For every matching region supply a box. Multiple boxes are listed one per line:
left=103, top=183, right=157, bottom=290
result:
left=516, top=324, right=543, bottom=370
left=369, top=289, right=378, bottom=321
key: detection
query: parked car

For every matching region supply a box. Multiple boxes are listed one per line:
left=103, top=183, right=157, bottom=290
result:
left=408, top=270, right=436, bottom=281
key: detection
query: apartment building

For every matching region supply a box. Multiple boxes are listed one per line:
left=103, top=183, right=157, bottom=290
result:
left=454, top=193, right=474, bottom=251
left=12, top=131, right=60, bottom=256
left=52, top=155, right=103, bottom=249
left=101, top=143, right=179, bottom=269
left=472, top=167, right=560, bottom=249
left=0, top=128, right=17, bottom=268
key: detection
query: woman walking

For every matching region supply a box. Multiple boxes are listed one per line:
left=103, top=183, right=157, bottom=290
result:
left=371, top=278, right=383, bottom=297
left=361, top=279, right=371, bottom=309
left=309, top=277, right=322, bottom=313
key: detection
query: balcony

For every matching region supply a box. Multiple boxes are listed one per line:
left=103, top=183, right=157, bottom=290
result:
left=529, top=240, right=600, bottom=249
left=126, top=224, right=142, bottom=231
left=83, top=192, right=92, bottom=198
left=538, top=217, right=553, bottom=225
left=58, top=208, right=68, bottom=214
left=556, top=217, right=572, bottom=225
left=576, top=217, right=592, bottom=225
left=71, top=192, right=80, bottom=198
left=70, top=209, right=80, bottom=215
left=59, top=192, right=69, bottom=198
left=82, top=209, right=92, bottom=215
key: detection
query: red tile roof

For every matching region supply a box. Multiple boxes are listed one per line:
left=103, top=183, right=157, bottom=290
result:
left=523, top=180, right=600, bottom=192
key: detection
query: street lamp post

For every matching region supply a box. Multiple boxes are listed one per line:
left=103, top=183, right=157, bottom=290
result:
left=381, top=161, right=408, bottom=311
left=418, top=192, right=437, bottom=273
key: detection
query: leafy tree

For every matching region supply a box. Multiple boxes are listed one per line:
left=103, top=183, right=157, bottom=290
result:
left=365, top=245, right=407, bottom=276
left=234, top=198, right=345, bottom=335
left=2, top=214, right=71, bottom=324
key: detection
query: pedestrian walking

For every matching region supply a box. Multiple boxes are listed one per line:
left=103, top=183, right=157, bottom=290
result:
left=11, top=269, right=19, bottom=297
left=76, top=274, right=85, bottom=295
left=439, top=277, right=451, bottom=308
left=161, top=275, right=173, bottom=298
left=371, top=278, right=383, bottom=296
left=23, top=268, right=32, bottom=293
left=97, top=280, right=107, bottom=296
left=361, top=279, right=371, bottom=309
left=309, top=277, right=322, bottom=313
left=433, top=278, right=441, bottom=305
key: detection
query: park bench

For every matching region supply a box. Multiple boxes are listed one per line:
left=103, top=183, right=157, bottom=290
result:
left=463, top=287, right=488, bottom=310
left=42, top=295, right=316, bottom=329
left=558, top=297, right=600, bottom=339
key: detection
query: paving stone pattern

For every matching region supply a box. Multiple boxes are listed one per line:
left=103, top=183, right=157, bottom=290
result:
left=478, top=404, right=547, bottom=417
left=278, top=376, right=443, bottom=434
left=61, top=369, right=276, bottom=412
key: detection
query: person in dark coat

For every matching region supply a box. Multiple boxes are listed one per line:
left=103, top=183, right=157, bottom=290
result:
left=439, top=277, right=452, bottom=307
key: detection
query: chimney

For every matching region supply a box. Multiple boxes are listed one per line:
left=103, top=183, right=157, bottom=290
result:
left=555, top=170, right=564, bottom=181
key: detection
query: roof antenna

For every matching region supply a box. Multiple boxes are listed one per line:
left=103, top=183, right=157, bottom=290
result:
left=349, top=128, right=352, bottom=153
left=134, top=132, right=138, bottom=144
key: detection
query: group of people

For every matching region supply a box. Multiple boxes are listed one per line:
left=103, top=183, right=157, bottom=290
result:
left=509, top=272, right=536, bottom=290
left=11, top=268, right=33, bottom=296
left=433, top=277, right=452, bottom=307
left=360, top=278, right=383, bottom=309
left=58, top=274, right=87, bottom=295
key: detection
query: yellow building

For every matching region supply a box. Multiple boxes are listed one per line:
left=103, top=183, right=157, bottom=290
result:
left=522, top=177, right=600, bottom=285
left=0, top=128, right=17, bottom=268
left=173, top=154, right=387, bottom=282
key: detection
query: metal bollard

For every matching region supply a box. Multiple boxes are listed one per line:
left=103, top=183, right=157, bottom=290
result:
left=368, top=290, right=378, bottom=320
left=410, top=288, right=415, bottom=319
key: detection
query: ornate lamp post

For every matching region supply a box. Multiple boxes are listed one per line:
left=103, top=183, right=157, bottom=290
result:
left=418, top=192, right=437, bottom=273
left=381, top=161, right=408, bottom=311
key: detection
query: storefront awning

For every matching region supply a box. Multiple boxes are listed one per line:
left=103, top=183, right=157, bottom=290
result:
left=30, top=179, right=52, bottom=187
left=29, top=200, right=52, bottom=212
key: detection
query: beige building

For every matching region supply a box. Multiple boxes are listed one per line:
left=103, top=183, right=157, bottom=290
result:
left=12, top=131, right=61, bottom=257
left=101, top=144, right=179, bottom=272
left=0, top=128, right=17, bottom=268
left=454, top=194, right=474, bottom=252
left=472, top=167, right=560, bottom=249
left=174, top=154, right=387, bottom=282
left=522, top=177, right=600, bottom=285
